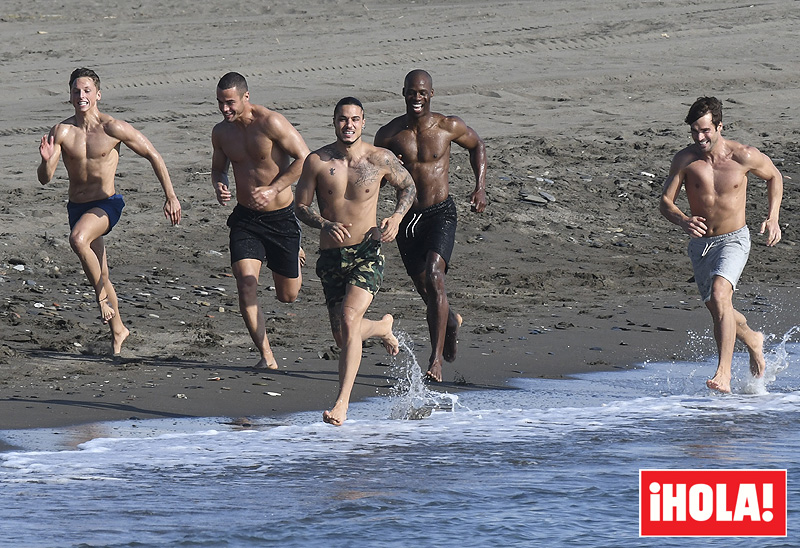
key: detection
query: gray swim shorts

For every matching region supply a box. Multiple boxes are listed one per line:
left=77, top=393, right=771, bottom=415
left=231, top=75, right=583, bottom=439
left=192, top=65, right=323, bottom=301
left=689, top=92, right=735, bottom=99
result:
left=687, top=226, right=751, bottom=302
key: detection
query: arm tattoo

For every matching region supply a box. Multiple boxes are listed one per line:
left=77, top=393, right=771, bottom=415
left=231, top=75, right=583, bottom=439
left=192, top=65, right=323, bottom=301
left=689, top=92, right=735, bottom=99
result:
left=296, top=202, right=327, bottom=229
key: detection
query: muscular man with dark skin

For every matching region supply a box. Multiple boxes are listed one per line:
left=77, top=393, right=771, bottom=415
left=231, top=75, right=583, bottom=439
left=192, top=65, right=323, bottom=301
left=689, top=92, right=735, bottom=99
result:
left=374, top=69, right=487, bottom=382
left=212, top=72, right=310, bottom=369
left=38, top=68, right=182, bottom=355
left=660, top=96, right=782, bottom=393
left=296, top=97, right=416, bottom=425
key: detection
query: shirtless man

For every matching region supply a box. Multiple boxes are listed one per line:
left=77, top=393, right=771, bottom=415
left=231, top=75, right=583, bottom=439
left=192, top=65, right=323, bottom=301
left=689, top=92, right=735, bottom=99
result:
left=660, top=96, right=783, bottom=393
left=211, top=72, right=310, bottom=370
left=38, top=68, right=182, bottom=355
left=295, top=97, right=416, bottom=425
left=374, top=69, right=487, bottom=382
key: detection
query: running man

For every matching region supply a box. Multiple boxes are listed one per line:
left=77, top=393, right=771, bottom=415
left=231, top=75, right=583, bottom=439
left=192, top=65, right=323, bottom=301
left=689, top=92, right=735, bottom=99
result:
left=660, top=96, right=783, bottom=393
left=38, top=67, right=182, bottom=355
left=374, top=69, right=487, bottom=382
left=295, top=97, right=416, bottom=425
left=211, top=72, right=310, bottom=369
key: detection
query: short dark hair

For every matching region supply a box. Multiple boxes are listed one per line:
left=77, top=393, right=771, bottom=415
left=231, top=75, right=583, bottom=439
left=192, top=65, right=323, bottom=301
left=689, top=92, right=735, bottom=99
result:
left=218, top=72, right=248, bottom=93
left=69, top=68, right=100, bottom=90
left=334, top=96, right=364, bottom=117
left=685, top=96, right=723, bottom=127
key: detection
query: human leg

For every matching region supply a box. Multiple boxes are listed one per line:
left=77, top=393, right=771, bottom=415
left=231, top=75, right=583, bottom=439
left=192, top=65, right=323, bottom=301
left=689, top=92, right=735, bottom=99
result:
left=733, top=308, right=765, bottom=378
left=272, top=269, right=302, bottom=304
left=69, top=209, right=113, bottom=321
left=89, top=237, right=129, bottom=354
left=704, top=276, right=738, bottom=392
left=232, top=258, right=276, bottom=369
left=70, top=210, right=129, bottom=353
left=411, top=252, right=461, bottom=382
left=323, top=285, right=398, bottom=426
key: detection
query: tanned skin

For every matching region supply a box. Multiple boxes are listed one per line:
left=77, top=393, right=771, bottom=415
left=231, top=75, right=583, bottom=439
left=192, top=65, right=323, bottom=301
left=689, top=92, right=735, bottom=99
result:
left=38, top=69, right=181, bottom=355
left=660, top=100, right=782, bottom=393
left=211, top=73, right=310, bottom=369
left=374, top=69, right=486, bottom=382
left=296, top=100, right=416, bottom=425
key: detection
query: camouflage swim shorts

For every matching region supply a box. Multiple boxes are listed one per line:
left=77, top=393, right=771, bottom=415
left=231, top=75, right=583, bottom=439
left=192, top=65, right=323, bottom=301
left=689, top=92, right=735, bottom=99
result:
left=315, top=237, right=385, bottom=308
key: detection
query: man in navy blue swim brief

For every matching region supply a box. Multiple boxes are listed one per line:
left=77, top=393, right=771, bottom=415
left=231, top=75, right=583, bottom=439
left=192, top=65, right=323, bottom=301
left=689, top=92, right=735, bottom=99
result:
left=67, top=194, right=125, bottom=234
left=38, top=67, right=182, bottom=355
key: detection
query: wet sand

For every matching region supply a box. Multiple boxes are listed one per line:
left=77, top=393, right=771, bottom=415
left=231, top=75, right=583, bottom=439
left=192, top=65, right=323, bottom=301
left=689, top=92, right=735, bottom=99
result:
left=1, top=0, right=798, bottom=430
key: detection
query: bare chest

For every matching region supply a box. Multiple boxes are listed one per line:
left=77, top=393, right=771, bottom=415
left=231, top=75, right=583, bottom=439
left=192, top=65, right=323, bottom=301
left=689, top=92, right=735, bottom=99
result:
left=63, top=128, right=119, bottom=161
left=685, top=158, right=747, bottom=197
left=222, top=128, right=278, bottom=166
left=389, top=130, right=450, bottom=164
left=322, top=160, right=381, bottom=201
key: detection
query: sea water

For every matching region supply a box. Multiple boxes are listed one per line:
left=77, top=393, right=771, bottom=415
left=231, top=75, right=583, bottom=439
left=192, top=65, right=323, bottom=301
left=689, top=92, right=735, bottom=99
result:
left=1, top=334, right=798, bottom=547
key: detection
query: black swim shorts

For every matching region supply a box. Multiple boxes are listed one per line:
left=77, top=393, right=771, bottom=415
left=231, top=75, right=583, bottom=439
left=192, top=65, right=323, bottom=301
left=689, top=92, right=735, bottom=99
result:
left=67, top=194, right=125, bottom=234
left=227, top=203, right=301, bottom=279
left=395, top=195, right=457, bottom=276
left=315, top=236, right=385, bottom=309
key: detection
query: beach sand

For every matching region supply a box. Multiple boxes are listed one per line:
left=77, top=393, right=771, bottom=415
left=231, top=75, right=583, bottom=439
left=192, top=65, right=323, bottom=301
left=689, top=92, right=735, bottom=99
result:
left=1, top=0, right=798, bottom=430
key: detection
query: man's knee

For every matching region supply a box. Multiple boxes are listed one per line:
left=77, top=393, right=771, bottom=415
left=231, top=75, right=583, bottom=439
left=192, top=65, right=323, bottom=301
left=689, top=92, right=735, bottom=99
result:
left=69, top=230, right=89, bottom=252
left=274, top=278, right=301, bottom=303
left=275, top=291, right=298, bottom=304
left=235, top=273, right=259, bottom=297
left=708, top=277, right=733, bottom=303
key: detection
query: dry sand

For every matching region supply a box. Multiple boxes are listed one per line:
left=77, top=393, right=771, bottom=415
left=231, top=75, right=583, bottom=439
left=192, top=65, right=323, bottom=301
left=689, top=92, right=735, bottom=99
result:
left=1, top=0, right=798, bottom=430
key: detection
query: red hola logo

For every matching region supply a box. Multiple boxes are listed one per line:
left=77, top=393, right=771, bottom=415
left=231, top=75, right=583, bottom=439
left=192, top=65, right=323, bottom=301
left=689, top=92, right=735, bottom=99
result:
left=640, top=469, right=787, bottom=537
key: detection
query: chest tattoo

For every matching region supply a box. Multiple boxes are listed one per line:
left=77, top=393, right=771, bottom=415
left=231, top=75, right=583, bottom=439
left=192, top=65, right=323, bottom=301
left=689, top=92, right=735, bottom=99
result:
left=353, top=162, right=379, bottom=187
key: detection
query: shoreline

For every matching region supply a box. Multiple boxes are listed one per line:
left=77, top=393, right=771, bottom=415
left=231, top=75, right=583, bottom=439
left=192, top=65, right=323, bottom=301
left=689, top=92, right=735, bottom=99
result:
left=3, top=283, right=796, bottom=434
left=2, top=1, right=798, bottom=438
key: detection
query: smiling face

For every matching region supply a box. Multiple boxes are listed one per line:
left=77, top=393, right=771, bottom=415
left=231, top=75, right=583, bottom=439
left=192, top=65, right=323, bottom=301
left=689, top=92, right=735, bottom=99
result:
left=402, top=72, right=433, bottom=118
left=216, top=86, right=249, bottom=123
left=70, top=77, right=101, bottom=113
left=333, top=103, right=365, bottom=145
left=690, top=112, right=722, bottom=153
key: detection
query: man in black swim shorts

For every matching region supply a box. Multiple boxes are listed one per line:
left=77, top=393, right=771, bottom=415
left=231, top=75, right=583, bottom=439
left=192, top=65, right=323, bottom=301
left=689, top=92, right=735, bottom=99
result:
left=375, top=69, right=487, bottom=382
left=212, top=72, right=310, bottom=370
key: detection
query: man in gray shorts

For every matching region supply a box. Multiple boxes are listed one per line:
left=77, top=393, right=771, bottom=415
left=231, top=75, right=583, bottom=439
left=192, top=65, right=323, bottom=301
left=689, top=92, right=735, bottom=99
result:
left=660, top=97, right=783, bottom=393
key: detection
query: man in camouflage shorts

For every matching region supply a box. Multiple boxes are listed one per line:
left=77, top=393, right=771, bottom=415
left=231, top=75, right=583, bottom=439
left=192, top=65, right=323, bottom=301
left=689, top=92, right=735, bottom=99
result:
left=316, top=236, right=385, bottom=309
left=295, top=97, right=416, bottom=425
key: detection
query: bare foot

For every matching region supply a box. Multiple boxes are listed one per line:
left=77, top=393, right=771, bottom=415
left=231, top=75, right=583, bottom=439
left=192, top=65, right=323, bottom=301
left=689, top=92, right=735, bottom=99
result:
left=323, top=403, right=347, bottom=426
left=443, top=313, right=463, bottom=363
left=98, top=297, right=115, bottom=324
left=748, top=331, right=766, bottom=378
left=426, top=360, right=443, bottom=383
left=253, top=353, right=278, bottom=370
left=112, top=326, right=130, bottom=355
left=380, top=314, right=400, bottom=356
left=706, top=376, right=731, bottom=394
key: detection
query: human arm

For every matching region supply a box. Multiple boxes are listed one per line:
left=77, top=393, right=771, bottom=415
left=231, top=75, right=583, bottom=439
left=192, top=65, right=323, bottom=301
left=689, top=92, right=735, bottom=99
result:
left=748, top=150, right=783, bottom=246
left=294, top=156, right=352, bottom=243
left=251, top=114, right=311, bottom=209
left=109, top=120, right=181, bottom=225
left=450, top=117, right=487, bottom=212
left=659, top=155, right=707, bottom=238
left=37, top=127, right=62, bottom=184
left=211, top=128, right=233, bottom=206
left=378, top=151, right=416, bottom=242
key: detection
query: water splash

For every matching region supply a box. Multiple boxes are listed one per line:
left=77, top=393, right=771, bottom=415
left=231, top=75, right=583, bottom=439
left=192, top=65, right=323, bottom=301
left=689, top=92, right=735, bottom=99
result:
left=738, top=325, right=798, bottom=395
left=387, top=332, right=459, bottom=420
